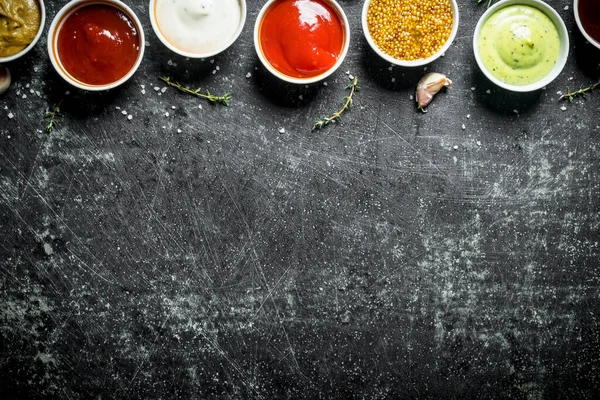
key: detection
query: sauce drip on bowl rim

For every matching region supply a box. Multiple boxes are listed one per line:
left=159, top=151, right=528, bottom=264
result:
left=57, top=4, right=141, bottom=86
left=258, top=0, right=345, bottom=79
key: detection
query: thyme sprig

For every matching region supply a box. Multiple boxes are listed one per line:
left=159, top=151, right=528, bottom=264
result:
left=44, top=101, right=63, bottom=133
left=560, top=80, right=600, bottom=102
left=478, top=0, right=498, bottom=8
left=313, top=76, right=360, bottom=130
left=160, top=76, right=231, bottom=106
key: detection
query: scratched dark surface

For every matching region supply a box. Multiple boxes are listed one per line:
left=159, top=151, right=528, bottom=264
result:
left=1, top=0, right=600, bottom=398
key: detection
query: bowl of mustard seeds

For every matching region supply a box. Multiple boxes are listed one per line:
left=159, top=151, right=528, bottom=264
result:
left=362, top=0, right=459, bottom=67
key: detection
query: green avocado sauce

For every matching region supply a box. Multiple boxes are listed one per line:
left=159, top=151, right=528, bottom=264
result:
left=478, top=5, right=560, bottom=86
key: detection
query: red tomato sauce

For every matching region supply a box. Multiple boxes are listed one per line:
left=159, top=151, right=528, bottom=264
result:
left=578, top=0, right=600, bottom=43
left=259, top=0, right=345, bottom=78
left=57, top=4, right=140, bottom=86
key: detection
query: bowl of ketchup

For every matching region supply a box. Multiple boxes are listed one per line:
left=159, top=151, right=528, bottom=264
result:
left=47, top=0, right=145, bottom=91
left=254, top=0, right=350, bottom=84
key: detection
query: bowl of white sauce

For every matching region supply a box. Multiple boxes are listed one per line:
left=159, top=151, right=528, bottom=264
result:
left=149, top=0, right=246, bottom=58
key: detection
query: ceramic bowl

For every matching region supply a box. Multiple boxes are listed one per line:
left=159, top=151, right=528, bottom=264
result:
left=48, top=0, right=145, bottom=91
left=361, top=0, right=459, bottom=67
left=0, top=0, right=46, bottom=63
left=254, top=0, right=350, bottom=84
left=473, top=0, right=569, bottom=92
left=573, top=0, right=600, bottom=51
left=149, top=0, right=247, bottom=58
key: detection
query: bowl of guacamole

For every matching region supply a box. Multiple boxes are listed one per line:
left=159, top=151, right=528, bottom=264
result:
left=473, top=0, right=569, bottom=92
left=0, top=0, right=46, bottom=63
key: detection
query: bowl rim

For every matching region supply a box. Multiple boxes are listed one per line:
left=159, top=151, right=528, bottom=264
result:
left=472, top=0, right=570, bottom=92
left=254, top=0, right=351, bottom=85
left=0, top=0, right=46, bottom=63
left=573, top=0, right=600, bottom=51
left=47, top=0, right=145, bottom=91
left=149, top=0, right=247, bottom=59
left=361, top=0, right=460, bottom=67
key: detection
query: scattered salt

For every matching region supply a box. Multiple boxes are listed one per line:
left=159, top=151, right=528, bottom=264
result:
left=161, top=87, right=167, bottom=93
left=127, top=115, right=133, bottom=120
left=246, top=72, right=252, bottom=78
left=462, top=124, right=466, bottom=130
left=121, top=110, right=127, bottom=115
left=278, top=127, right=285, bottom=134
left=8, top=112, right=14, bottom=119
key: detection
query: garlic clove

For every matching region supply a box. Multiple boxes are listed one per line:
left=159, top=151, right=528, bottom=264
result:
left=416, top=72, right=452, bottom=111
left=0, top=65, right=11, bottom=95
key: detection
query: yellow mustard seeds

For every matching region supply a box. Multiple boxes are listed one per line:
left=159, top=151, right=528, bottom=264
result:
left=367, top=0, right=454, bottom=61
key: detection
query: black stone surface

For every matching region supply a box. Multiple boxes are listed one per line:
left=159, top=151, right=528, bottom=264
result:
left=1, top=0, right=600, bottom=399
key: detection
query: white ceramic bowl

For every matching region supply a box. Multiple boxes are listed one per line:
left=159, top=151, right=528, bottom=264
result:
left=361, top=0, right=459, bottom=67
left=254, top=0, right=350, bottom=84
left=473, top=0, right=569, bottom=92
left=48, top=0, right=145, bottom=91
left=0, top=0, right=46, bottom=63
left=573, top=0, right=600, bottom=51
left=149, top=0, right=247, bottom=58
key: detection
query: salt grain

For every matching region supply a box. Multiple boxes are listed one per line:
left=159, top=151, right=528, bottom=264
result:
left=127, top=115, right=133, bottom=120
left=278, top=127, right=285, bottom=134
left=246, top=72, right=252, bottom=78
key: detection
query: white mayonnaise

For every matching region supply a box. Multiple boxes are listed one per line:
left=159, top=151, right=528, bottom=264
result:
left=155, top=0, right=242, bottom=54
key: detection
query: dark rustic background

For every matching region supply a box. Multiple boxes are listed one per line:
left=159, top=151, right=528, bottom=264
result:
left=1, top=0, right=599, bottom=398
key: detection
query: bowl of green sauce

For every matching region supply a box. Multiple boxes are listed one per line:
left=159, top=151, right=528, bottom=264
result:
left=473, top=0, right=569, bottom=92
left=0, top=0, right=46, bottom=63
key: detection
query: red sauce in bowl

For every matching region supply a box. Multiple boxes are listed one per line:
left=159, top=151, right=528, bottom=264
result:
left=259, top=0, right=345, bottom=79
left=578, top=0, right=600, bottom=43
left=57, top=4, right=141, bottom=86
